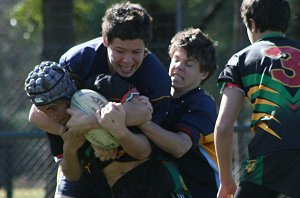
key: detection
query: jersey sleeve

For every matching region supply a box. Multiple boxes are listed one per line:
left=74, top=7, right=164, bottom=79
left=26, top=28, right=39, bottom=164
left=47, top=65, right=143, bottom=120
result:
left=46, top=133, right=64, bottom=163
left=175, top=93, right=217, bottom=148
left=217, top=54, right=245, bottom=95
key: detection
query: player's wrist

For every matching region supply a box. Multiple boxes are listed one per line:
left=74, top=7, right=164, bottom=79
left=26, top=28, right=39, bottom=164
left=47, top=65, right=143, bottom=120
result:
left=63, top=148, right=78, bottom=156
left=110, top=126, right=129, bottom=140
left=139, top=121, right=152, bottom=129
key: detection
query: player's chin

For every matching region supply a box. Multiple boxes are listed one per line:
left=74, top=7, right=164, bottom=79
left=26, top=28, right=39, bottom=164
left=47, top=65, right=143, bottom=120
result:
left=171, top=81, right=184, bottom=89
left=117, top=71, right=135, bottom=78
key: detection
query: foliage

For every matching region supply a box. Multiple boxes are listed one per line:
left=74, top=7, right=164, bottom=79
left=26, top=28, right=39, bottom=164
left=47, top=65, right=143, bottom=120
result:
left=9, top=0, right=105, bottom=42
left=73, top=0, right=107, bottom=41
left=9, top=0, right=42, bottom=41
left=4, top=0, right=300, bottom=131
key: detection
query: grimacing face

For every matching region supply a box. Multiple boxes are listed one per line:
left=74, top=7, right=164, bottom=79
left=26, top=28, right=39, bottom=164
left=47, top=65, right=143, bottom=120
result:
left=169, top=48, right=208, bottom=96
left=36, top=99, right=70, bottom=125
left=104, top=37, right=146, bottom=78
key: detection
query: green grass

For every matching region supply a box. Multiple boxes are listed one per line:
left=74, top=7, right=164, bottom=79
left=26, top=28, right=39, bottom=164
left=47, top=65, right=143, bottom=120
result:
left=0, top=188, right=45, bottom=198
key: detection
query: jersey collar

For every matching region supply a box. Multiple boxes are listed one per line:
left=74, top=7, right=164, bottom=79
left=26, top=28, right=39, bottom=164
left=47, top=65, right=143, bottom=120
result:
left=260, top=32, right=285, bottom=40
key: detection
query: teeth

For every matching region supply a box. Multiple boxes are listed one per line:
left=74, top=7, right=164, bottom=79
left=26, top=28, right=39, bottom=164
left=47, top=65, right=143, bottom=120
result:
left=172, top=74, right=183, bottom=81
left=121, top=66, right=132, bottom=72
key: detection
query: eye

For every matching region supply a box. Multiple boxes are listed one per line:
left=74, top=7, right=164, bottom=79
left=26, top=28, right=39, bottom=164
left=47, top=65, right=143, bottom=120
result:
left=50, top=106, right=58, bottom=112
left=115, top=49, right=125, bottom=54
left=186, top=61, right=196, bottom=67
left=132, top=50, right=141, bottom=54
left=172, top=56, right=180, bottom=63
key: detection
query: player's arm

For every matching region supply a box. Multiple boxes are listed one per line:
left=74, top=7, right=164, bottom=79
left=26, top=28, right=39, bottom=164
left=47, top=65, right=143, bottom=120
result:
left=65, top=109, right=99, bottom=135
left=122, top=96, right=152, bottom=126
left=59, top=130, right=86, bottom=181
left=66, top=96, right=152, bottom=136
left=140, top=122, right=192, bottom=158
left=93, top=73, right=153, bottom=126
left=28, top=104, right=65, bottom=135
left=96, top=102, right=151, bottom=160
left=214, top=88, right=244, bottom=198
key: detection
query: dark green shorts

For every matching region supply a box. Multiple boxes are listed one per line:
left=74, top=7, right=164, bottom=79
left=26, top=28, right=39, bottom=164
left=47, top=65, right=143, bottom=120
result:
left=240, top=149, right=300, bottom=197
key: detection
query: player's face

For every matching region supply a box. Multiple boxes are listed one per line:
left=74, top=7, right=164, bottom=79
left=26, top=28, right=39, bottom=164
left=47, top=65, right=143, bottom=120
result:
left=105, top=37, right=146, bottom=78
left=169, top=49, right=208, bottom=97
left=37, top=99, right=70, bottom=125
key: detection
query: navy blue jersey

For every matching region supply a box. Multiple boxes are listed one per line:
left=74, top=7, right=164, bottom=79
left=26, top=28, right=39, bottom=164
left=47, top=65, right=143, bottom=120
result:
left=60, top=37, right=171, bottom=124
left=47, top=37, right=171, bottom=167
left=162, top=88, right=219, bottom=196
left=218, top=35, right=300, bottom=158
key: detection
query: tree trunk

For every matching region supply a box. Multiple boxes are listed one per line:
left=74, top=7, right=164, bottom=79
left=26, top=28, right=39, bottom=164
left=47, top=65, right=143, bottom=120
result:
left=295, top=0, right=300, bottom=40
left=143, top=2, right=176, bottom=67
left=41, top=1, right=74, bottom=197
left=42, top=0, right=74, bottom=61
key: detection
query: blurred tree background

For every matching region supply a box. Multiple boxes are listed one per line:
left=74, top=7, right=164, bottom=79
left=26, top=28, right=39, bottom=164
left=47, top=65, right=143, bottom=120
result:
left=0, top=0, right=299, bottom=197
left=1, top=0, right=299, bottom=132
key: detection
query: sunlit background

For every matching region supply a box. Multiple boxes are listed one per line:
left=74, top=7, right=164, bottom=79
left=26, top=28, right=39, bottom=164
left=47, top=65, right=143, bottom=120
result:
left=0, top=0, right=299, bottom=197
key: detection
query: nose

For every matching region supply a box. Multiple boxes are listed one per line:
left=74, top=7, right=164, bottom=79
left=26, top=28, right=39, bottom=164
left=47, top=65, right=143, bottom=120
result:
left=122, top=53, right=134, bottom=64
left=174, top=61, right=184, bottom=70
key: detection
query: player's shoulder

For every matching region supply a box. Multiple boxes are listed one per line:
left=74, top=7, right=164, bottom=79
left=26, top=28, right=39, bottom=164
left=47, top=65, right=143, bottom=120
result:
left=142, top=53, right=166, bottom=69
left=226, top=40, right=270, bottom=67
left=186, top=88, right=216, bottom=111
left=139, top=53, right=169, bottom=79
left=59, top=37, right=106, bottom=79
left=193, top=88, right=215, bottom=103
left=63, top=37, right=103, bottom=57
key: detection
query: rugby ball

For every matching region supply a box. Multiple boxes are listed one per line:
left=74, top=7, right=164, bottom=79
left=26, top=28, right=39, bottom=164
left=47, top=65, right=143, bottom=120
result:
left=70, top=89, right=120, bottom=149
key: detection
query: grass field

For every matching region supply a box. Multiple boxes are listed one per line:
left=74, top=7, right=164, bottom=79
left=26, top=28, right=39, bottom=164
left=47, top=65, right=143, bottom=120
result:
left=0, top=188, right=44, bottom=198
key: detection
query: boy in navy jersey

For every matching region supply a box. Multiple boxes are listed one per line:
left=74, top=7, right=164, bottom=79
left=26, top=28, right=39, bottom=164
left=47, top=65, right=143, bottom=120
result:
left=139, top=27, right=219, bottom=198
left=26, top=2, right=177, bottom=198
left=215, top=0, right=300, bottom=197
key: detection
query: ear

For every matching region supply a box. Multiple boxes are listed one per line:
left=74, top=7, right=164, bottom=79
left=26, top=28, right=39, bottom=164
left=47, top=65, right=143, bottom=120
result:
left=103, top=36, right=108, bottom=47
left=199, top=71, right=209, bottom=81
left=249, top=18, right=258, bottom=33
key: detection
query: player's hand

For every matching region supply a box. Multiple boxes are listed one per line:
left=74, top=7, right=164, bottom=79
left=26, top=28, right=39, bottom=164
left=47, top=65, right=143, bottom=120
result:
left=61, top=129, right=86, bottom=154
left=122, top=96, right=152, bottom=126
left=66, top=108, right=99, bottom=136
left=137, top=95, right=153, bottom=113
left=217, top=178, right=237, bottom=198
left=91, top=144, right=118, bottom=161
left=96, top=102, right=127, bottom=138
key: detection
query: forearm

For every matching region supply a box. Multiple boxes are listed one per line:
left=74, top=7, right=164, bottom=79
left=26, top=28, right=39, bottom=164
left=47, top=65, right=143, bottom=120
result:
left=115, top=128, right=151, bottom=159
left=140, top=122, right=191, bottom=158
left=214, top=88, right=244, bottom=184
left=29, top=104, right=64, bottom=135
left=214, top=125, right=234, bottom=183
left=60, top=151, right=83, bottom=181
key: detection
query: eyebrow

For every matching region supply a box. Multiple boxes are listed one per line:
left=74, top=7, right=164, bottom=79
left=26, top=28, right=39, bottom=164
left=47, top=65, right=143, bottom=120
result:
left=46, top=103, right=57, bottom=111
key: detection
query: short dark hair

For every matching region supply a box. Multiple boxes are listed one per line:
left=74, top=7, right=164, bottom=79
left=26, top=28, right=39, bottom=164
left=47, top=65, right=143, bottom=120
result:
left=240, top=0, right=290, bottom=33
left=168, top=28, right=217, bottom=84
left=101, top=1, right=153, bottom=46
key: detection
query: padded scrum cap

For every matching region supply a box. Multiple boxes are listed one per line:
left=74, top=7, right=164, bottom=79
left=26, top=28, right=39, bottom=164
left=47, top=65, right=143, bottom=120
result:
left=25, top=61, right=77, bottom=106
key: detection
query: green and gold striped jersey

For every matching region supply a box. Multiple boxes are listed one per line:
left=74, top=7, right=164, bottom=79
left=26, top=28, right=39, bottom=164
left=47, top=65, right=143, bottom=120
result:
left=218, top=34, right=300, bottom=158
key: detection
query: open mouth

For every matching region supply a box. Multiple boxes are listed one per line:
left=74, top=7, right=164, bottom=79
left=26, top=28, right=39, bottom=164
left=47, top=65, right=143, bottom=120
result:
left=119, top=65, right=135, bottom=76
left=171, top=73, right=184, bottom=81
